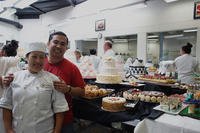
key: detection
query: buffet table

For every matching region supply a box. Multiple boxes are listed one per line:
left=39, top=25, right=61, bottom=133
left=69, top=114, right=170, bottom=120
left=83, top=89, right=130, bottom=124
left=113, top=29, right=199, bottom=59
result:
left=72, top=96, right=157, bottom=126
left=134, top=113, right=200, bottom=133
left=73, top=80, right=188, bottom=132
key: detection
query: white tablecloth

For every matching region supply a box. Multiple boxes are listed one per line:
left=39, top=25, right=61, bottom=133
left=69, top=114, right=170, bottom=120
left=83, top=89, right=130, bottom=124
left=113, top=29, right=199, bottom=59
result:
left=134, top=114, right=200, bottom=133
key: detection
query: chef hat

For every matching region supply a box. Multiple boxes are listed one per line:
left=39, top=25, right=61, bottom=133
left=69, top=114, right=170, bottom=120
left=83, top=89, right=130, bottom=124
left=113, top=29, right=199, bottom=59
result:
left=25, top=42, right=46, bottom=56
left=105, top=40, right=113, bottom=45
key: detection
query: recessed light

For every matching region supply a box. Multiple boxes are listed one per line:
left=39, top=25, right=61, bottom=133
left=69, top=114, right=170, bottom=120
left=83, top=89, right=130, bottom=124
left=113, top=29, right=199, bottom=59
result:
left=164, top=0, right=178, bottom=3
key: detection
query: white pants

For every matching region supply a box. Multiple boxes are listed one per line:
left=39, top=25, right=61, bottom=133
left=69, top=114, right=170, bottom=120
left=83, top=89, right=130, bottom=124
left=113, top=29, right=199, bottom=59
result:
left=0, top=108, right=5, bottom=133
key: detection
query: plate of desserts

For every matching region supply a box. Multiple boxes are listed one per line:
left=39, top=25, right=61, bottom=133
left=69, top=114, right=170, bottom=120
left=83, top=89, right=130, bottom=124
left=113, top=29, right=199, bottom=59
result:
left=154, top=96, right=187, bottom=115
left=120, top=82, right=145, bottom=87
left=83, top=84, right=114, bottom=99
left=123, top=89, right=166, bottom=103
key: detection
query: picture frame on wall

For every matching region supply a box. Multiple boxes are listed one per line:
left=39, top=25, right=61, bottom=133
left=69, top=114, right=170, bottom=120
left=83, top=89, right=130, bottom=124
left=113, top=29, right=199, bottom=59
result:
left=194, top=1, right=200, bottom=19
left=95, top=19, right=105, bottom=31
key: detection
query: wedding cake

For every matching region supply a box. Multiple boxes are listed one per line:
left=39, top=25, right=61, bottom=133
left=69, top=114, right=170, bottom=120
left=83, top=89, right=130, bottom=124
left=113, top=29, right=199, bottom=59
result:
left=96, top=57, right=122, bottom=84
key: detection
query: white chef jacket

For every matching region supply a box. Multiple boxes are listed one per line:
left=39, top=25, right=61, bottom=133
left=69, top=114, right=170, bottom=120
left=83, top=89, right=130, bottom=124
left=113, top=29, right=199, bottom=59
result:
left=175, top=54, right=197, bottom=84
left=0, top=57, right=20, bottom=133
left=0, top=57, right=20, bottom=97
left=102, top=49, right=115, bottom=59
left=0, top=70, right=68, bottom=133
left=89, top=55, right=100, bottom=72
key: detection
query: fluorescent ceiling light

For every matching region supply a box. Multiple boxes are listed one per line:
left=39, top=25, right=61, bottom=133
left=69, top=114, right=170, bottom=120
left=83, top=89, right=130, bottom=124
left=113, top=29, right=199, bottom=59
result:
left=164, top=0, right=178, bottom=3
left=147, top=35, right=159, bottom=39
left=111, top=1, right=147, bottom=10
left=164, top=34, right=183, bottom=39
left=183, top=29, right=197, bottom=33
left=14, top=0, right=38, bottom=9
left=0, top=8, right=16, bottom=18
left=99, top=0, right=148, bottom=12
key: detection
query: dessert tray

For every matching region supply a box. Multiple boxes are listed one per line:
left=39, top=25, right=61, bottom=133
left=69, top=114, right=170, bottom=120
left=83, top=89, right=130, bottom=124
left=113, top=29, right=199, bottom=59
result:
left=154, top=104, right=188, bottom=115
left=83, top=88, right=114, bottom=99
left=138, top=76, right=176, bottom=84
left=95, top=81, right=122, bottom=84
left=101, top=106, right=125, bottom=112
left=123, top=89, right=166, bottom=103
left=120, top=82, right=145, bottom=87
left=83, top=84, right=114, bottom=99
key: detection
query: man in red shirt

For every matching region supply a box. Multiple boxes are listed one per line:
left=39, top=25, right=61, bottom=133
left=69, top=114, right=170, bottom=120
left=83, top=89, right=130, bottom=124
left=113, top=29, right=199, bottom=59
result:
left=44, top=31, right=85, bottom=133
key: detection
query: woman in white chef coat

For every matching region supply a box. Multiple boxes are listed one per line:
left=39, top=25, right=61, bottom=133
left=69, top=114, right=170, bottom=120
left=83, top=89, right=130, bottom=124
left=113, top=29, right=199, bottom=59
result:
left=0, top=42, right=68, bottom=133
left=175, top=43, right=197, bottom=84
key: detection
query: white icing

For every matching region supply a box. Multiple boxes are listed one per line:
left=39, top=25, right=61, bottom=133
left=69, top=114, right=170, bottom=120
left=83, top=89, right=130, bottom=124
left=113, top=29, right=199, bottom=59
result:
left=103, top=97, right=126, bottom=103
left=97, top=58, right=122, bottom=83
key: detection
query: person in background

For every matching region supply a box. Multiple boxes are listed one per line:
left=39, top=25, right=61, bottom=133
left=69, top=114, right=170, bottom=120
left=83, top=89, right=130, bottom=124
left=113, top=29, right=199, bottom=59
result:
left=0, top=40, right=20, bottom=133
left=74, top=49, right=82, bottom=64
left=102, top=40, right=115, bottom=59
left=89, top=49, right=100, bottom=73
left=0, top=42, right=68, bottom=133
left=44, top=31, right=85, bottom=133
left=2, top=40, right=19, bottom=57
left=174, top=42, right=197, bottom=84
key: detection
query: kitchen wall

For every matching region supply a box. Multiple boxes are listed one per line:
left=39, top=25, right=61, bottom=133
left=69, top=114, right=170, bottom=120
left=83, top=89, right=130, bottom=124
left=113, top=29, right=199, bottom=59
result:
left=28, top=0, right=199, bottom=62
left=0, top=0, right=199, bottom=68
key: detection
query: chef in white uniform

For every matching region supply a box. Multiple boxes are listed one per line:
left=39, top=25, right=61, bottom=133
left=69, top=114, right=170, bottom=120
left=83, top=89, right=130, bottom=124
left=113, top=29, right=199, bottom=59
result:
left=0, top=42, right=68, bottom=133
left=175, top=43, right=197, bottom=84
left=0, top=47, right=20, bottom=133
left=102, top=40, right=115, bottom=59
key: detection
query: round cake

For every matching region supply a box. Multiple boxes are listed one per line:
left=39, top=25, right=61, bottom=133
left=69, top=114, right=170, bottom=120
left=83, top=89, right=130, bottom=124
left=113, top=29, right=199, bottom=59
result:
left=102, top=97, right=126, bottom=112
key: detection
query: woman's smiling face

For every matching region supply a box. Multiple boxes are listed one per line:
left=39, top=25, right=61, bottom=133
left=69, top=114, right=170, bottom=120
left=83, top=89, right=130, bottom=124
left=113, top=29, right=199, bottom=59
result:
left=27, top=51, right=46, bottom=73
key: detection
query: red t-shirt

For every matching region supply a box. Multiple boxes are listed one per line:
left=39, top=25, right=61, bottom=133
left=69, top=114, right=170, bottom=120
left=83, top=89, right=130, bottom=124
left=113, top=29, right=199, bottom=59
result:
left=44, top=58, right=85, bottom=124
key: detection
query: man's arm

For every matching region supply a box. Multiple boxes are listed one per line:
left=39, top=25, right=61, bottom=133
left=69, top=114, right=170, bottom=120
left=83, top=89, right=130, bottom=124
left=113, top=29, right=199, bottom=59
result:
left=3, top=108, right=14, bottom=133
left=53, top=112, right=65, bottom=133
left=53, top=80, right=85, bottom=97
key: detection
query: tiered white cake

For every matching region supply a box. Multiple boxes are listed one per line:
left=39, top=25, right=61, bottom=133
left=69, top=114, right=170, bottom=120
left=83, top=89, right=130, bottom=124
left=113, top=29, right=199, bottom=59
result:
left=97, top=58, right=122, bottom=84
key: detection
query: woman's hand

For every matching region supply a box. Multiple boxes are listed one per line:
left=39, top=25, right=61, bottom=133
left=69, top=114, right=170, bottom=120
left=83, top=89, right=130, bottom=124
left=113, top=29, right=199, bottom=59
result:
left=53, top=79, right=71, bottom=94
left=2, top=74, right=14, bottom=87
